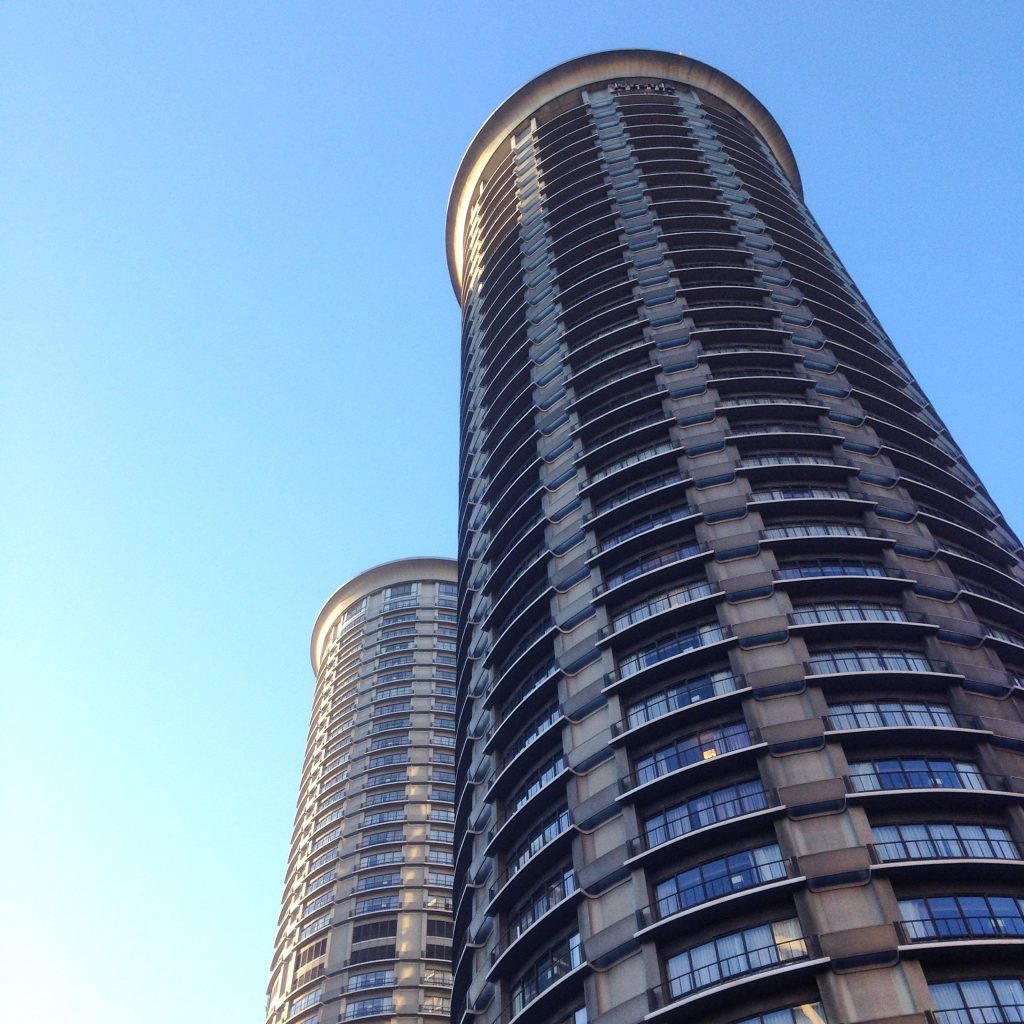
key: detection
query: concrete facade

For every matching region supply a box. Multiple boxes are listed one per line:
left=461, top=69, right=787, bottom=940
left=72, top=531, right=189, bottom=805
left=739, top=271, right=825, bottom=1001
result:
left=267, top=558, right=459, bottom=1024
left=450, top=51, right=1024, bottom=1024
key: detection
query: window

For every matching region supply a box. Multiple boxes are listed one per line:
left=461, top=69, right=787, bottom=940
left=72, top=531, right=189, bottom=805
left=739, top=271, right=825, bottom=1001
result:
left=438, top=581, right=458, bottom=596
left=356, top=873, right=400, bottom=891
left=611, top=575, right=714, bottom=631
left=634, top=720, right=752, bottom=786
left=367, top=771, right=407, bottom=787
left=426, top=872, right=454, bottom=887
left=305, top=891, right=333, bottom=914
left=666, top=918, right=806, bottom=998
left=370, top=735, right=409, bottom=751
left=307, top=869, right=336, bottom=894
left=379, top=655, right=414, bottom=669
left=645, top=779, right=769, bottom=847
left=874, top=822, right=1018, bottom=862
left=807, top=648, right=931, bottom=674
left=359, top=851, right=402, bottom=869
left=355, top=896, right=399, bottom=915
left=510, top=932, right=584, bottom=1015
left=345, top=997, right=394, bottom=1019
left=308, top=849, right=340, bottom=872
left=352, top=919, right=397, bottom=943
left=627, top=669, right=740, bottom=729
left=296, top=939, right=328, bottom=969
left=422, top=969, right=453, bottom=986
left=828, top=700, right=956, bottom=730
left=654, top=844, right=786, bottom=918
left=311, top=826, right=343, bottom=852
left=348, top=945, right=397, bottom=966
left=371, top=718, right=412, bottom=733
left=929, top=978, right=1024, bottom=1023
left=508, top=808, right=571, bottom=878
left=848, top=758, right=984, bottom=793
left=777, top=558, right=885, bottom=579
left=300, top=914, right=332, bottom=939
left=510, top=754, right=567, bottom=814
left=343, top=599, right=367, bottom=624
left=381, top=625, right=417, bottom=639
left=361, top=830, right=403, bottom=847
left=367, top=753, right=408, bottom=769
left=422, top=998, right=452, bottom=1015
left=900, top=895, right=1024, bottom=941
left=364, top=789, right=405, bottom=806
left=348, top=970, right=396, bottom=991
left=734, top=1006, right=826, bottom=1024
left=363, top=810, right=404, bottom=827
left=791, top=601, right=906, bottom=625
left=507, top=867, right=578, bottom=945
left=427, top=919, right=454, bottom=938
left=425, top=943, right=453, bottom=960
left=605, top=540, right=703, bottom=590
left=618, top=622, right=728, bottom=678
left=371, top=699, right=412, bottom=716
left=506, top=704, right=561, bottom=763
left=378, top=671, right=413, bottom=684
left=382, top=611, right=417, bottom=625
left=291, top=988, right=323, bottom=1014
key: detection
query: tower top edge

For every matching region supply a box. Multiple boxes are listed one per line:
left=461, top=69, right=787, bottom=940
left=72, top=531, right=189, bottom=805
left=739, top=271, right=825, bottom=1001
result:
left=445, top=48, right=803, bottom=299
left=309, top=555, right=458, bottom=672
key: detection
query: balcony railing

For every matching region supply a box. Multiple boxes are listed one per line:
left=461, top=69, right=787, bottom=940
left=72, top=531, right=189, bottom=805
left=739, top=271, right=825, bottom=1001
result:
left=635, top=849, right=793, bottom=928
left=617, top=622, right=729, bottom=679
left=621, top=722, right=757, bottom=792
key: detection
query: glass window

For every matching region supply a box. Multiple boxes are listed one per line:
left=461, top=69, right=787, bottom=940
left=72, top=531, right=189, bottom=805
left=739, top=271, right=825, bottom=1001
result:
left=627, top=669, right=739, bottom=728
left=645, top=778, right=768, bottom=848
left=874, top=822, right=1018, bottom=862
left=655, top=844, right=786, bottom=917
left=634, top=720, right=751, bottom=786
left=666, top=918, right=806, bottom=997
left=733, top=1005, right=827, bottom=1024
left=848, top=758, right=984, bottom=793
left=929, top=978, right=1024, bottom=1023
left=900, top=895, right=1024, bottom=941
left=510, top=932, right=583, bottom=1015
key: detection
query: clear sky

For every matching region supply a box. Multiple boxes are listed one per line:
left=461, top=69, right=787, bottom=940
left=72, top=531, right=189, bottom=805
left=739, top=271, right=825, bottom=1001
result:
left=2, top=2, right=1021, bottom=1022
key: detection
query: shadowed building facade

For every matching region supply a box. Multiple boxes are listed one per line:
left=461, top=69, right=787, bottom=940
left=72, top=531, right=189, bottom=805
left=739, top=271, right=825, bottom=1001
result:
left=266, top=558, right=458, bottom=1024
left=449, top=51, right=1024, bottom=1024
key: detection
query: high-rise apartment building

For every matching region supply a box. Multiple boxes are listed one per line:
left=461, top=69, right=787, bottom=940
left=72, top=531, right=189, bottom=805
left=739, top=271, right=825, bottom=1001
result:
left=450, top=51, right=1024, bottom=1024
left=266, top=558, right=459, bottom=1024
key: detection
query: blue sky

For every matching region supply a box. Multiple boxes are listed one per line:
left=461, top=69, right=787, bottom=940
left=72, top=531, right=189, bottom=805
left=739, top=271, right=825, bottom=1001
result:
left=2, top=2, right=1022, bottom=1021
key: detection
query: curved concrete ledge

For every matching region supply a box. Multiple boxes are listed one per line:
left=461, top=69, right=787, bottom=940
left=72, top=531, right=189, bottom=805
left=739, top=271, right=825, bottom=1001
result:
left=446, top=49, right=802, bottom=298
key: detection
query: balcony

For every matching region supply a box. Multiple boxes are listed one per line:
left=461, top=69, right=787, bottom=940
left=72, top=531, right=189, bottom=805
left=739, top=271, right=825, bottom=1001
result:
left=618, top=721, right=762, bottom=799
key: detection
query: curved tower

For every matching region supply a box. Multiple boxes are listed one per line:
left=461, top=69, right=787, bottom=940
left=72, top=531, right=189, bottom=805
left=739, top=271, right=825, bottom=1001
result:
left=267, top=558, right=459, bottom=1024
left=450, top=51, right=1024, bottom=1024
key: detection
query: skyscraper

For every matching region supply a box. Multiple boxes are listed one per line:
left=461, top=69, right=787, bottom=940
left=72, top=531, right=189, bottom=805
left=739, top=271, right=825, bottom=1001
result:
left=266, top=558, right=459, bottom=1024
left=450, top=51, right=1024, bottom=1024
